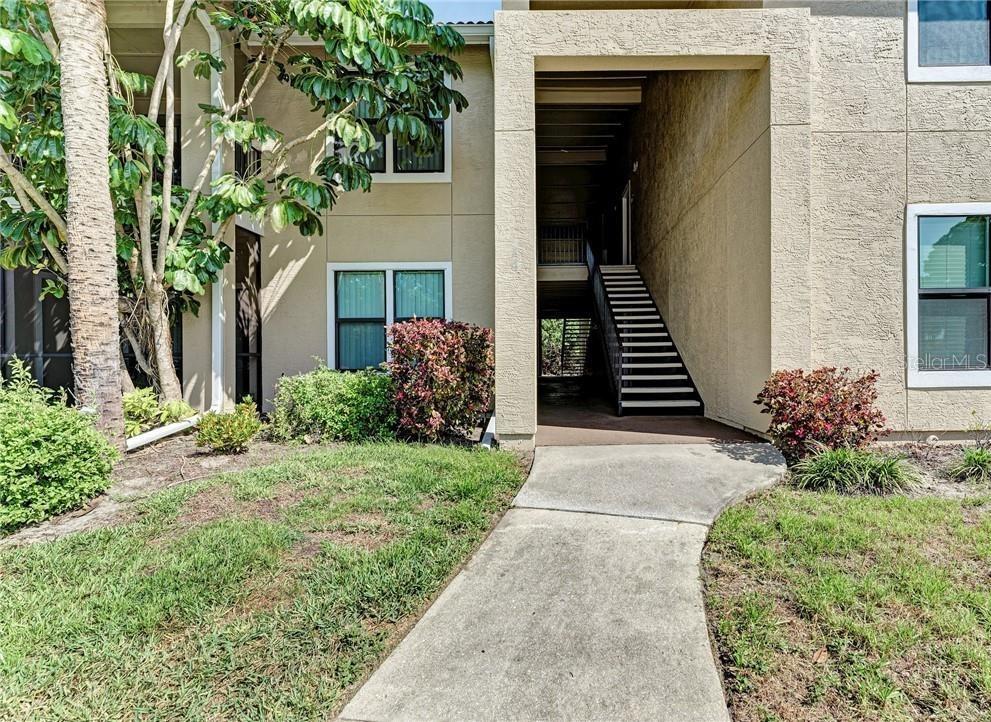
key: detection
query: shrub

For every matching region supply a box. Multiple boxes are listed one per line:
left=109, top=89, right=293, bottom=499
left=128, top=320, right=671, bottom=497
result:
left=196, top=400, right=262, bottom=454
left=269, top=366, right=395, bottom=442
left=123, top=388, right=196, bottom=436
left=755, top=367, right=889, bottom=463
left=389, top=319, right=494, bottom=441
left=159, top=399, right=196, bottom=424
left=791, top=446, right=917, bottom=495
left=948, top=447, right=991, bottom=484
left=0, top=360, right=119, bottom=532
left=123, top=388, right=161, bottom=437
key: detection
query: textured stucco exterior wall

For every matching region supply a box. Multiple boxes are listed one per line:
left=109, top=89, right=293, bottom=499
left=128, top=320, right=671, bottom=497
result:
left=795, top=0, right=991, bottom=432
left=631, top=69, right=771, bottom=431
left=242, top=45, right=495, bottom=409
left=494, top=8, right=811, bottom=445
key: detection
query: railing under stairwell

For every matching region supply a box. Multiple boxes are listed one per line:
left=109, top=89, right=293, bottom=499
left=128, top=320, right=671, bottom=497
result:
left=538, top=222, right=587, bottom=265
left=590, top=257, right=623, bottom=415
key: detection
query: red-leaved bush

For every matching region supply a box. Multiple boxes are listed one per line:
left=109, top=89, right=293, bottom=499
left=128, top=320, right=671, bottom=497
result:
left=388, top=319, right=494, bottom=441
left=755, top=367, right=889, bottom=462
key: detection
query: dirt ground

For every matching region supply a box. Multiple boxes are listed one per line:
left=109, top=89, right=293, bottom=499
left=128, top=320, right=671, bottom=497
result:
left=892, top=441, right=988, bottom=499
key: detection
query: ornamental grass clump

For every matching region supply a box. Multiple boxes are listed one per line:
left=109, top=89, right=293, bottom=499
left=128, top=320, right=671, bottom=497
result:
left=755, top=367, right=889, bottom=463
left=791, top=445, right=917, bottom=495
left=389, top=319, right=494, bottom=441
left=948, top=446, right=991, bottom=484
left=0, top=360, right=118, bottom=532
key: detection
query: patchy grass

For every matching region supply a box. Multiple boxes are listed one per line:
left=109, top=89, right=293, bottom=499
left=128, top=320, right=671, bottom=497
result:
left=0, top=443, right=524, bottom=721
left=704, top=488, right=991, bottom=722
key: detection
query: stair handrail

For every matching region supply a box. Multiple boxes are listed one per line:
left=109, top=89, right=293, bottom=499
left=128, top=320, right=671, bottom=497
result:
left=590, top=256, right=623, bottom=415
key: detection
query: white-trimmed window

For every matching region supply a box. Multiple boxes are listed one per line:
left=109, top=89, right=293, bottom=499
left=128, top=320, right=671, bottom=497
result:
left=327, top=262, right=453, bottom=370
left=907, top=0, right=991, bottom=82
left=907, top=203, right=991, bottom=387
left=328, top=110, right=453, bottom=184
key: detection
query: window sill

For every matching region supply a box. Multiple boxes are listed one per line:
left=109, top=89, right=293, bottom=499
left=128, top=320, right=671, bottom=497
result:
left=371, top=172, right=451, bottom=184
left=908, top=64, right=991, bottom=83
left=908, top=369, right=991, bottom=389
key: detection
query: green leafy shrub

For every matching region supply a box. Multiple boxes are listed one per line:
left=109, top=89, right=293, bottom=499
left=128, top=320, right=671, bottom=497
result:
left=0, top=360, right=119, bottom=532
left=791, top=445, right=918, bottom=495
left=948, top=447, right=991, bottom=484
left=269, top=366, right=395, bottom=442
left=123, top=388, right=196, bottom=436
left=123, top=388, right=160, bottom=436
left=158, top=399, right=196, bottom=425
left=196, top=400, right=262, bottom=454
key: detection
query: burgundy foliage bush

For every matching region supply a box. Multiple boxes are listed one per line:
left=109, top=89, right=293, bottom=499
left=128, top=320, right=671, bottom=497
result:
left=755, top=367, right=889, bottom=463
left=388, top=319, right=494, bottom=441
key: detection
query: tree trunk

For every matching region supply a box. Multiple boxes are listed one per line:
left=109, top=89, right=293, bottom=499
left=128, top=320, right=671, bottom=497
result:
left=48, top=0, right=125, bottom=448
left=145, top=282, right=184, bottom=402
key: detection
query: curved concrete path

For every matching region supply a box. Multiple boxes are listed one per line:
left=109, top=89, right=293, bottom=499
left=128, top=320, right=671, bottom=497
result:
left=341, top=442, right=785, bottom=722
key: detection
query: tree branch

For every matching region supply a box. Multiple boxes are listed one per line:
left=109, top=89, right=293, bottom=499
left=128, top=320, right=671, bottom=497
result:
left=0, top=147, right=69, bottom=272
left=168, top=37, right=288, bottom=249
left=155, top=57, right=176, bottom=278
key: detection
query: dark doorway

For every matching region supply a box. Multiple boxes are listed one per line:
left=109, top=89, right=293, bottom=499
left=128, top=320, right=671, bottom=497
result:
left=235, top=227, right=263, bottom=409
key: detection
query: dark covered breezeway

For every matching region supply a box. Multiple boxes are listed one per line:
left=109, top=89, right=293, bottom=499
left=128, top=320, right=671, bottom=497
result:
left=537, top=377, right=757, bottom=446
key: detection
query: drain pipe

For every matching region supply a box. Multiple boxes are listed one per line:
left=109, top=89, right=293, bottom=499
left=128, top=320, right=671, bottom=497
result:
left=126, top=12, right=225, bottom=452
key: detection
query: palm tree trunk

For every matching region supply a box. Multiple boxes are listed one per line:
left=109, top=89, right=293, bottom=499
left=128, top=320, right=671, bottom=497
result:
left=48, top=0, right=125, bottom=448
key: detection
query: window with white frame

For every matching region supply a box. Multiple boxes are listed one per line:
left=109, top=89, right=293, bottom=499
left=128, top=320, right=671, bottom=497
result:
left=907, top=203, right=991, bottom=387
left=328, top=262, right=453, bottom=370
left=328, top=103, right=452, bottom=183
left=907, top=1, right=991, bottom=81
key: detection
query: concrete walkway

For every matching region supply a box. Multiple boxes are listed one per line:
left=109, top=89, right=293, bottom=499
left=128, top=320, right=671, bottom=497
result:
left=341, top=442, right=785, bottom=722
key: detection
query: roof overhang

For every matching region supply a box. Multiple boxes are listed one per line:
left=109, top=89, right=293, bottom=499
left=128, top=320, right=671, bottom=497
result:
left=246, top=22, right=494, bottom=48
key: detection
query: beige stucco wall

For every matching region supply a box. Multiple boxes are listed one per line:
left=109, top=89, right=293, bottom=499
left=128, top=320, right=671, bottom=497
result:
left=250, top=44, right=495, bottom=408
left=794, top=0, right=991, bottom=433
left=494, top=8, right=812, bottom=446
left=631, top=68, right=771, bottom=431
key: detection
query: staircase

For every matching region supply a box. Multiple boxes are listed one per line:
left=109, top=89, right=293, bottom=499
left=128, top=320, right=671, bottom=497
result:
left=560, top=317, right=591, bottom=376
left=596, top=265, right=703, bottom=415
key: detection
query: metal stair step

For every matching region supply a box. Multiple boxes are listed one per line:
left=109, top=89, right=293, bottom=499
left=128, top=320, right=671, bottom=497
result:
left=622, top=399, right=702, bottom=408
left=622, top=340, right=671, bottom=346
left=622, top=374, right=687, bottom=381
left=622, top=362, right=683, bottom=368
left=621, top=386, right=696, bottom=394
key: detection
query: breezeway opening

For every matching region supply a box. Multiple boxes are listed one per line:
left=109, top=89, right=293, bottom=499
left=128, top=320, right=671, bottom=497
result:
left=533, top=65, right=772, bottom=444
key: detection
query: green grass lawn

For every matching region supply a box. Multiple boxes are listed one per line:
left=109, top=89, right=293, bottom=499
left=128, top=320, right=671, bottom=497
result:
left=704, top=488, right=991, bottom=722
left=0, top=443, right=524, bottom=721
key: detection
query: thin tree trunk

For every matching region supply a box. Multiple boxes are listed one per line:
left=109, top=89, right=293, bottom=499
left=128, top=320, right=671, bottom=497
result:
left=48, top=0, right=125, bottom=448
left=145, top=281, right=183, bottom=402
